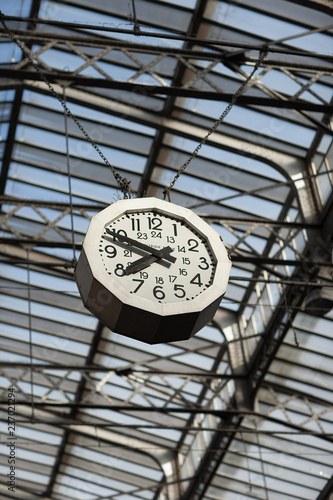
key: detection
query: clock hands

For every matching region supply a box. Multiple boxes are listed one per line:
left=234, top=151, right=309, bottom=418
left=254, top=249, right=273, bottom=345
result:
left=105, top=228, right=176, bottom=262
left=125, top=247, right=174, bottom=275
left=103, top=228, right=176, bottom=274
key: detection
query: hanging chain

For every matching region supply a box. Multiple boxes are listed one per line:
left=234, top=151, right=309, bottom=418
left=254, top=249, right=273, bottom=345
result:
left=0, top=11, right=132, bottom=199
left=163, top=46, right=268, bottom=201
left=63, top=87, right=77, bottom=265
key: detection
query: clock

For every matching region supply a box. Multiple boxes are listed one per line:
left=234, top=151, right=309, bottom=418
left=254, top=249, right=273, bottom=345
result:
left=75, top=197, right=231, bottom=344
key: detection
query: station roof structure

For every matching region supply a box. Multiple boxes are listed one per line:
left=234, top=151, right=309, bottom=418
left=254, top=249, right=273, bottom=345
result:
left=0, top=1, right=333, bottom=499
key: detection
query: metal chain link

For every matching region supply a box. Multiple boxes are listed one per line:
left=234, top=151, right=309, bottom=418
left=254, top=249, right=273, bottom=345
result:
left=0, top=11, right=132, bottom=199
left=163, top=46, right=268, bottom=200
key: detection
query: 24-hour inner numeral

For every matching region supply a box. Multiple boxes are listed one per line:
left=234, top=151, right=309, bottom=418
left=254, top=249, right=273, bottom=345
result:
left=137, top=232, right=148, bottom=240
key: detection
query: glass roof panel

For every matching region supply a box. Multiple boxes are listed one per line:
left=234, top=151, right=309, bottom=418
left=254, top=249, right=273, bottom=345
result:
left=0, top=0, right=333, bottom=498
left=179, top=100, right=317, bottom=148
left=204, top=2, right=333, bottom=54
left=1, top=0, right=32, bottom=17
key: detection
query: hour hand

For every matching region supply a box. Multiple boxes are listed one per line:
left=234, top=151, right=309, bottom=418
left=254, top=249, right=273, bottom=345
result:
left=125, top=246, right=175, bottom=275
left=106, top=228, right=176, bottom=264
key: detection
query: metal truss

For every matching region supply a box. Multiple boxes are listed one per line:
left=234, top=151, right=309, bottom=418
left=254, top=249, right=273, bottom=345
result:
left=1, top=198, right=328, bottom=271
left=1, top=29, right=332, bottom=111
left=0, top=198, right=92, bottom=247
left=0, top=356, right=232, bottom=413
left=258, top=382, right=333, bottom=439
left=2, top=70, right=332, bottom=113
left=0, top=337, right=231, bottom=500
left=2, top=28, right=333, bottom=71
left=1, top=359, right=332, bottom=500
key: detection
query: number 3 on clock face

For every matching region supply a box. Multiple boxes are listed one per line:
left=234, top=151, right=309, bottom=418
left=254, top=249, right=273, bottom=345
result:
left=99, top=211, right=216, bottom=304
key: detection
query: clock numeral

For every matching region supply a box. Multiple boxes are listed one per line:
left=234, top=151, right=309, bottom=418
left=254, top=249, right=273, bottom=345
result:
left=131, top=218, right=140, bottom=232
left=177, top=245, right=186, bottom=253
left=155, top=277, right=164, bottom=284
left=114, top=263, right=126, bottom=277
left=148, top=217, right=162, bottom=230
left=106, top=228, right=127, bottom=241
left=151, top=231, right=162, bottom=238
left=190, top=273, right=203, bottom=287
left=124, top=249, right=132, bottom=257
left=172, top=223, right=178, bottom=236
left=167, top=236, right=175, bottom=243
left=153, top=285, right=165, bottom=300
left=179, top=268, right=188, bottom=276
left=132, top=279, right=144, bottom=293
left=182, top=257, right=190, bottom=265
left=140, top=271, right=148, bottom=279
left=137, top=232, right=148, bottom=240
left=198, top=257, right=209, bottom=270
left=174, top=284, right=186, bottom=298
left=188, top=239, right=199, bottom=252
left=104, top=245, right=117, bottom=258
left=169, top=275, right=177, bottom=283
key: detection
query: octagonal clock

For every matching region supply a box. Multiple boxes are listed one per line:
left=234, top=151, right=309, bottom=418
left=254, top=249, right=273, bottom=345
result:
left=75, top=197, right=231, bottom=344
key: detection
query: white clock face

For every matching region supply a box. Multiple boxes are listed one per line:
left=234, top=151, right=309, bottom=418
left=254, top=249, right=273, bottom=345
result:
left=99, top=210, right=216, bottom=304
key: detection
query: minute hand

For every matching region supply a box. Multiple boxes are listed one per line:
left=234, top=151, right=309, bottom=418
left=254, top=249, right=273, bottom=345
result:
left=125, top=246, right=175, bottom=275
left=106, top=228, right=176, bottom=263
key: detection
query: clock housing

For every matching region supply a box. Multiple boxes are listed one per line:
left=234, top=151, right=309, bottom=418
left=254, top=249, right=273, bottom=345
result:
left=75, top=197, right=231, bottom=344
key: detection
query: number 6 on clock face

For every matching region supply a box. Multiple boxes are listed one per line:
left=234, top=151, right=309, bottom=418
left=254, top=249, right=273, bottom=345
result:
left=75, top=197, right=231, bottom=344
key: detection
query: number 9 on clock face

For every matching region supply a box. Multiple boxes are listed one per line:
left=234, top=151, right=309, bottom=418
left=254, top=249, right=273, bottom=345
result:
left=99, top=211, right=216, bottom=304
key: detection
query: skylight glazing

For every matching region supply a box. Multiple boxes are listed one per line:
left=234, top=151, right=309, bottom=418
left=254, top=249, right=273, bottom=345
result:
left=0, top=0, right=333, bottom=498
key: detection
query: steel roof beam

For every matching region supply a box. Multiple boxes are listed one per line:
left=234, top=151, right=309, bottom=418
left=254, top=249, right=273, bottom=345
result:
left=0, top=88, right=22, bottom=196
left=1, top=197, right=323, bottom=228
left=139, top=0, right=209, bottom=199
left=4, top=239, right=333, bottom=268
left=2, top=69, right=332, bottom=112
left=2, top=21, right=333, bottom=57
left=0, top=0, right=42, bottom=197
left=316, top=474, right=333, bottom=500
